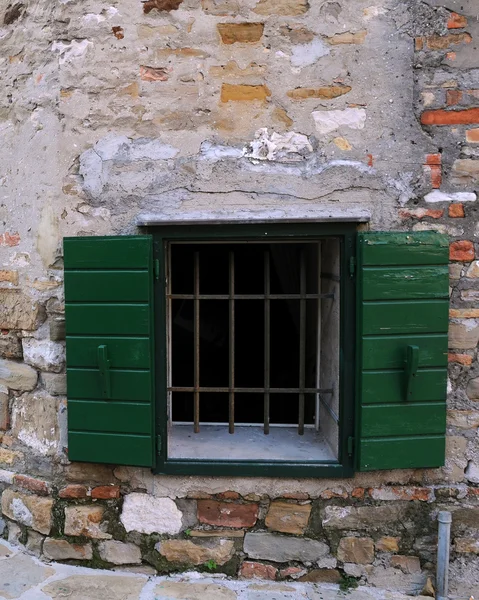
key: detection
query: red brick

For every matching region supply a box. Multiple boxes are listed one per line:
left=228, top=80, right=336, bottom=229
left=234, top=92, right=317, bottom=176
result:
left=415, top=37, right=424, bottom=51
left=14, top=474, right=49, bottom=496
left=112, top=26, right=124, bottom=39
left=320, top=489, right=348, bottom=499
left=429, top=165, right=442, bottom=188
left=448, top=353, right=473, bottom=366
left=91, top=485, right=120, bottom=499
left=447, top=12, right=468, bottom=29
left=281, top=492, right=309, bottom=500
left=421, top=108, right=479, bottom=126
left=0, top=232, right=20, bottom=247
left=399, top=208, right=444, bottom=220
left=240, top=561, right=277, bottom=580
left=447, top=90, right=463, bottom=106
left=425, top=153, right=441, bottom=165
left=466, top=129, right=479, bottom=143
left=280, top=566, right=305, bottom=578
left=450, top=240, right=474, bottom=262
left=59, top=484, right=89, bottom=499
left=216, top=491, right=240, bottom=500
left=352, top=487, right=365, bottom=499
left=449, top=203, right=465, bottom=218
left=425, top=32, right=472, bottom=50
left=197, top=500, right=258, bottom=528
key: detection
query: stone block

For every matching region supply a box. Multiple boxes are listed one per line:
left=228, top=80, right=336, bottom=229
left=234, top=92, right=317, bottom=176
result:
left=455, top=537, right=479, bottom=553
left=465, top=461, right=479, bottom=484
left=298, top=568, right=341, bottom=583
left=59, top=484, right=88, bottom=499
left=327, top=31, right=368, bottom=45
left=1, top=489, right=53, bottom=534
left=322, top=505, right=407, bottom=530
left=449, top=241, right=475, bottom=262
left=49, top=318, right=65, bottom=341
left=0, top=359, right=37, bottom=391
left=467, top=378, right=479, bottom=400
left=0, top=291, right=45, bottom=330
left=26, top=530, right=44, bottom=557
left=217, top=23, right=264, bottom=44
left=41, top=373, right=66, bottom=396
left=42, top=575, right=145, bottom=599
left=121, top=493, right=182, bottom=535
left=447, top=410, right=479, bottom=429
left=156, top=539, right=234, bottom=565
left=64, top=506, right=112, bottom=539
left=0, top=469, right=14, bottom=484
left=65, top=462, right=116, bottom=484
left=0, top=385, right=9, bottom=430
left=338, top=537, right=374, bottom=564
left=0, top=332, right=22, bottom=359
left=240, top=561, right=278, bottom=580
left=11, top=391, right=59, bottom=456
left=43, top=538, right=93, bottom=560
left=91, top=485, right=120, bottom=499
left=14, top=474, right=49, bottom=495
left=452, top=507, right=479, bottom=533
left=253, top=0, right=308, bottom=15
left=390, top=555, right=421, bottom=574
left=99, top=540, right=142, bottom=565
left=369, top=487, right=432, bottom=501
left=220, top=84, right=271, bottom=103
left=367, top=565, right=426, bottom=594
left=265, top=501, right=311, bottom=534
left=448, top=321, right=479, bottom=349
left=197, top=500, right=258, bottom=528
left=244, top=532, right=329, bottom=563
left=376, top=537, right=400, bottom=552
left=22, top=339, right=65, bottom=373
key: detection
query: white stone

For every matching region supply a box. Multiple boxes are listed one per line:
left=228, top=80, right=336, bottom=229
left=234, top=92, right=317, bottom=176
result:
left=120, top=493, right=182, bottom=535
left=465, top=461, right=479, bottom=484
left=11, top=391, right=60, bottom=456
left=51, top=39, right=92, bottom=64
left=245, top=128, right=313, bottom=162
left=0, top=469, right=14, bottom=484
left=291, top=39, right=330, bottom=67
left=312, top=109, right=367, bottom=135
left=412, top=223, right=447, bottom=234
left=22, top=339, right=65, bottom=373
left=424, top=191, right=477, bottom=203
left=98, top=540, right=142, bottom=565
left=344, top=563, right=365, bottom=577
left=317, top=555, right=338, bottom=568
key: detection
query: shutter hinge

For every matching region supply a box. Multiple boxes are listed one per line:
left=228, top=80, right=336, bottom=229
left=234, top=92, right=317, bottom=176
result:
left=156, top=434, right=162, bottom=455
left=154, top=259, right=160, bottom=280
left=347, top=436, right=354, bottom=457
left=349, top=256, right=356, bottom=278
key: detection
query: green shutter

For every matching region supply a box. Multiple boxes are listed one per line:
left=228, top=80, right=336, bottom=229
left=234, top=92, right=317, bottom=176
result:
left=64, top=236, right=156, bottom=467
left=357, top=232, right=448, bottom=471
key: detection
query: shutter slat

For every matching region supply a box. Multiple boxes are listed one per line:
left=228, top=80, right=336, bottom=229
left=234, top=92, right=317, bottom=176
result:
left=357, top=231, right=448, bottom=471
left=64, top=235, right=155, bottom=468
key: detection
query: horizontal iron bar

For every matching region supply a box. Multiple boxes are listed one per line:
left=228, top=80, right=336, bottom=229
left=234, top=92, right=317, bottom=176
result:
left=168, top=293, right=334, bottom=300
left=169, top=387, right=334, bottom=394
left=173, top=422, right=316, bottom=428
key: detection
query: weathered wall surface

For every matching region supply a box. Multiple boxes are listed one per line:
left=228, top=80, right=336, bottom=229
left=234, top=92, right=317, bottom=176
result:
left=0, top=0, right=479, bottom=594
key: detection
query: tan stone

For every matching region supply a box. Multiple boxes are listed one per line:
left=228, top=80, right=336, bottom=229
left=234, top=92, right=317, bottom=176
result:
left=154, top=581, right=236, bottom=599
left=455, top=537, right=479, bottom=553
left=287, top=86, right=351, bottom=100
left=1, top=489, right=53, bottom=534
left=452, top=159, right=479, bottom=183
left=334, top=137, right=352, bottom=150
left=466, top=129, right=479, bottom=144
left=299, top=569, right=341, bottom=583
left=272, top=107, right=293, bottom=128
left=0, top=270, right=18, bottom=284
left=280, top=25, right=315, bottom=44
left=421, top=577, right=435, bottom=597
left=0, top=290, right=45, bottom=330
left=11, top=391, right=59, bottom=456
left=156, top=539, right=235, bottom=565
left=221, top=84, right=271, bottom=102
left=43, top=538, right=93, bottom=560
left=0, top=448, right=23, bottom=465
left=0, top=359, right=38, bottom=391
left=466, top=261, right=479, bottom=278
left=217, top=23, right=264, bottom=45
left=327, top=31, right=368, bottom=45
left=448, top=320, right=479, bottom=349
left=338, top=537, right=375, bottom=564
left=447, top=409, right=479, bottom=429
left=390, top=555, right=421, bottom=574
left=64, top=506, right=112, bottom=539
left=209, top=61, right=266, bottom=79
left=253, top=0, right=308, bottom=15
left=43, top=575, right=145, bottom=600
left=201, top=0, right=240, bottom=16
left=376, top=537, right=400, bottom=552
left=467, top=378, right=479, bottom=400
left=99, top=540, right=142, bottom=565
left=265, top=501, right=311, bottom=534
left=450, top=309, right=479, bottom=318
left=64, top=462, right=116, bottom=484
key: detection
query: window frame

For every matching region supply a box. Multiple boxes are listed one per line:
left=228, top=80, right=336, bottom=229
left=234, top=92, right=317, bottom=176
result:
left=148, top=222, right=357, bottom=478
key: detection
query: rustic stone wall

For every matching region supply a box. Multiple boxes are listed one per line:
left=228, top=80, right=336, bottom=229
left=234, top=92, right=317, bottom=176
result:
left=0, top=0, right=479, bottom=595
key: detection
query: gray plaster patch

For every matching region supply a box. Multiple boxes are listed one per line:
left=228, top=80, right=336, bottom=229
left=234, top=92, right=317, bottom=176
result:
left=42, top=574, right=146, bottom=600
left=244, top=533, right=329, bottom=563
left=0, top=552, right=54, bottom=598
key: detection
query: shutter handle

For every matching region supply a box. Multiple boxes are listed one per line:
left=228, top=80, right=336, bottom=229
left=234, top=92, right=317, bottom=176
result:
left=97, top=345, right=111, bottom=400
left=405, top=345, right=419, bottom=401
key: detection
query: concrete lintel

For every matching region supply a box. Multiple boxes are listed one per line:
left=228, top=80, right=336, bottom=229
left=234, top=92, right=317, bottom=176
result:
left=136, top=208, right=371, bottom=226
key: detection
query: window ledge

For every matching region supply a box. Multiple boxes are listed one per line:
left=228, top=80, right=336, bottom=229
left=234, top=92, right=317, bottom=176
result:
left=136, top=207, right=371, bottom=226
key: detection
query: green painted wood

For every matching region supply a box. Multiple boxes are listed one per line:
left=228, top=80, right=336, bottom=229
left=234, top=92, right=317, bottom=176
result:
left=360, top=232, right=449, bottom=266
left=64, top=235, right=155, bottom=468
left=67, top=368, right=151, bottom=401
left=68, top=432, right=153, bottom=467
left=362, top=301, right=449, bottom=335
left=359, top=436, right=446, bottom=470
left=66, top=337, right=150, bottom=369
left=64, top=271, right=150, bottom=302
left=65, top=305, right=150, bottom=335
left=357, top=231, right=448, bottom=471
left=362, top=266, right=449, bottom=300
left=361, top=403, right=446, bottom=437
left=64, top=236, right=151, bottom=269
left=362, top=334, right=448, bottom=369
left=68, top=401, right=152, bottom=434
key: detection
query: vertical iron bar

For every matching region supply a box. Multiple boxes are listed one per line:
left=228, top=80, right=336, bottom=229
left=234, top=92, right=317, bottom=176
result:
left=264, top=250, right=270, bottom=435
left=229, top=251, right=235, bottom=434
left=194, top=251, right=200, bottom=433
left=315, top=242, right=321, bottom=432
left=298, top=248, right=306, bottom=435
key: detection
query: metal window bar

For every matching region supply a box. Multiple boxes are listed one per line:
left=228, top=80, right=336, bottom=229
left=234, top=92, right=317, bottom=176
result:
left=169, top=243, right=335, bottom=436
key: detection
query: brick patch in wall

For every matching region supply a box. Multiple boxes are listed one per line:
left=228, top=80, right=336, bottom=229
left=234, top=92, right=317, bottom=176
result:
left=447, top=12, right=468, bottom=29
left=197, top=499, right=259, bottom=528
left=421, top=108, right=479, bottom=126
left=450, top=241, right=474, bottom=262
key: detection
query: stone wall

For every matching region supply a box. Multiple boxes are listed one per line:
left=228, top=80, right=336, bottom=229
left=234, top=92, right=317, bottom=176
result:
left=0, top=0, right=479, bottom=595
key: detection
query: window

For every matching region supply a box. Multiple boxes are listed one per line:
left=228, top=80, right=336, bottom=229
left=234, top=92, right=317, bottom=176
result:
left=63, top=226, right=449, bottom=477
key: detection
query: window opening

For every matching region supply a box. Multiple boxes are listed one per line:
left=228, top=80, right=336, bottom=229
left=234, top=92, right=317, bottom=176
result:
left=167, top=240, right=340, bottom=462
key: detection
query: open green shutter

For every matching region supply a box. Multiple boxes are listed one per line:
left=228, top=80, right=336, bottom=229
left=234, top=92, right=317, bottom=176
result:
left=357, top=232, right=449, bottom=470
left=64, top=236, right=156, bottom=467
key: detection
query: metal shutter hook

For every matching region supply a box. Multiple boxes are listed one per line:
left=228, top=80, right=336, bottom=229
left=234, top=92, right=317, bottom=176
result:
left=97, top=344, right=111, bottom=400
